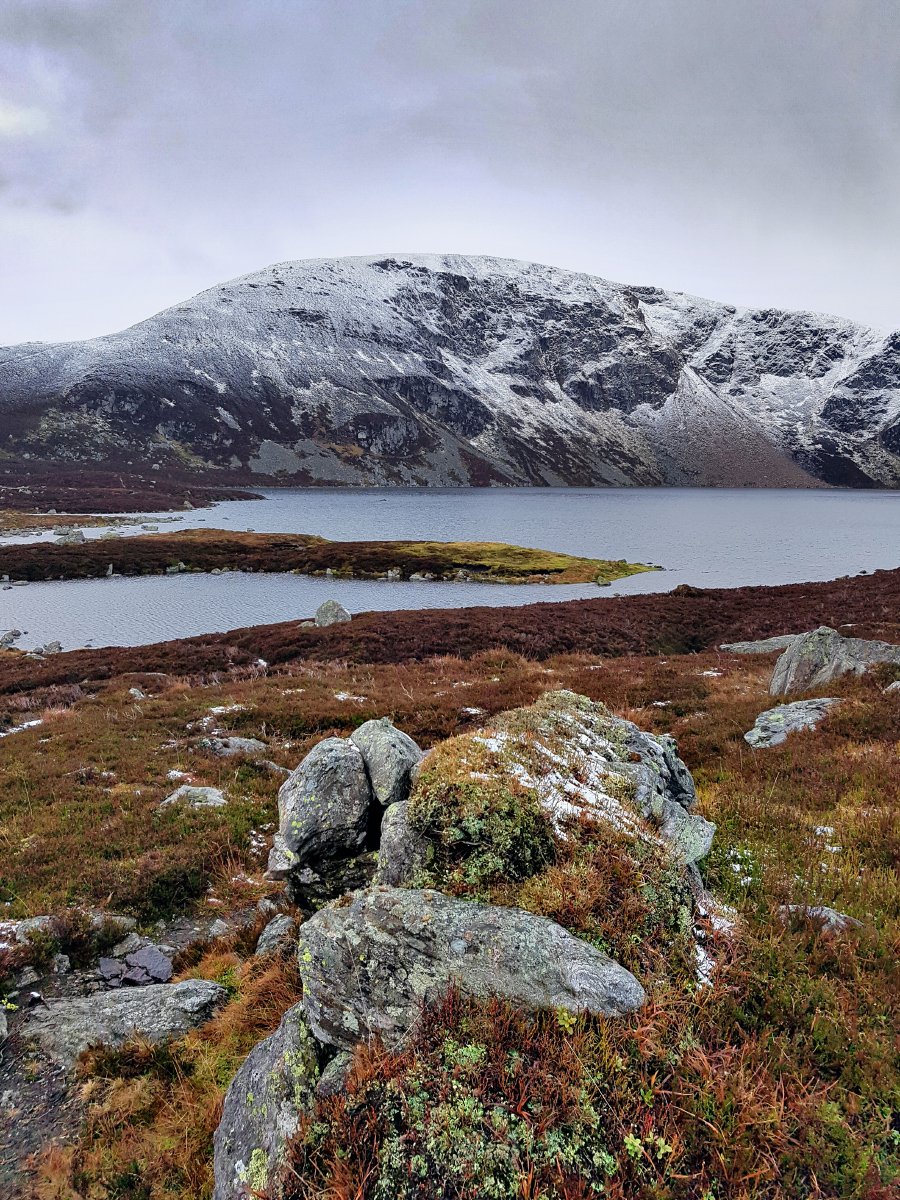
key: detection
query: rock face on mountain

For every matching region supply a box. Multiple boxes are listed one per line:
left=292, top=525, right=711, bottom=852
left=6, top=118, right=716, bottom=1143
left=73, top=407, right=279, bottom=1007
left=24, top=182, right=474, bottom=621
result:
left=2, top=254, right=898, bottom=487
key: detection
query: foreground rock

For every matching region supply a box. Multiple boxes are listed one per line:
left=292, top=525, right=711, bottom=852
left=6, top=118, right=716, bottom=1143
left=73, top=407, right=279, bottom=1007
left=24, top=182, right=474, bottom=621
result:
left=745, top=698, right=843, bottom=748
left=22, top=979, right=227, bottom=1069
left=350, top=717, right=423, bottom=807
left=213, top=1003, right=322, bottom=1200
left=266, top=720, right=422, bottom=905
left=770, top=626, right=900, bottom=695
left=298, top=886, right=646, bottom=1051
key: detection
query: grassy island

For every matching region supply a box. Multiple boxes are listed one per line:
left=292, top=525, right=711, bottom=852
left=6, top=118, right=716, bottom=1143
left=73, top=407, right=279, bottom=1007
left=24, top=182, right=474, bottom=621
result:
left=0, top=528, right=657, bottom=586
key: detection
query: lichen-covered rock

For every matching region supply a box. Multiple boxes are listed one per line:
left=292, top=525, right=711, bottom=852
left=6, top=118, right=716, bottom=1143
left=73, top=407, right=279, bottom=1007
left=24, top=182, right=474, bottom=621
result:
left=161, top=784, right=227, bottom=809
left=254, top=914, right=297, bottom=958
left=745, top=698, right=843, bottom=748
left=769, top=626, right=900, bottom=695
left=314, top=599, right=351, bottom=627
left=719, top=634, right=799, bottom=654
left=484, top=690, right=712, bottom=864
left=212, top=1003, right=322, bottom=1200
left=22, top=979, right=227, bottom=1069
left=373, top=801, right=431, bottom=886
left=350, top=717, right=422, bottom=807
left=266, top=737, right=373, bottom=905
left=298, top=886, right=645, bottom=1051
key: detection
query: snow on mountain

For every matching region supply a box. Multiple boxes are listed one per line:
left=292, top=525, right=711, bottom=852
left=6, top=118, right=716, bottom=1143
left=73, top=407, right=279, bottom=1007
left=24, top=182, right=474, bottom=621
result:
left=1, top=253, right=898, bottom=488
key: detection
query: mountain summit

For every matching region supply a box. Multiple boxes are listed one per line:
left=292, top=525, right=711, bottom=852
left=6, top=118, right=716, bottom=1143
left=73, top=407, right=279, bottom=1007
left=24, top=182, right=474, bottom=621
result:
left=2, top=254, right=898, bottom=487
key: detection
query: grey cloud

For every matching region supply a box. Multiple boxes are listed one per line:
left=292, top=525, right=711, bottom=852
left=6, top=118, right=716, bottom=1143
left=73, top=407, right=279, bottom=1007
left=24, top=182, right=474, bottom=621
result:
left=0, top=0, right=898, bottom=341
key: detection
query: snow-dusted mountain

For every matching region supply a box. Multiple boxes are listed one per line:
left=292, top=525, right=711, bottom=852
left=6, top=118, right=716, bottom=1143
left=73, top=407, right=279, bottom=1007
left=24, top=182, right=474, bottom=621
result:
left=2, top=254, right=898, bottom=488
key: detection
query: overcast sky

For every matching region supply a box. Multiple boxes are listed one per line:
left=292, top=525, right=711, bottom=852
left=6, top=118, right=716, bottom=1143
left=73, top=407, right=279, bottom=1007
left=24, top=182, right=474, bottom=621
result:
left=1, top=0, right=898, bottom=343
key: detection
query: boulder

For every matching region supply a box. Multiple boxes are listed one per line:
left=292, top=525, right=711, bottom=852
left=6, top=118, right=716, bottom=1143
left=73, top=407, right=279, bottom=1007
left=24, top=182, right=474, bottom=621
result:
left=884, top=680, right=900, bottom=694
left=161, top=784, right=227, bottom=809
left=314, top=599, right=351, bottom=627
left=212, top=1002, right=322, bottom=1200
left=769, top=626, right=900, bottom=695
left=350, top=717, right=423, bottom=807
left=745, top=698, right=843, bottom=748
left=0, top=1007, right=7, bottom=1048
left=265, top=737, right=374, bottom=905
left=22, top=979, right=227, bottom=1069
left=298, top=886, right=645, bottom=1051
left=254, top=914, right=297, bottom=958
left=373, top=801, right=431, bottom=886
left=487, top=691, right=712, bottom=865
left=719, top=634, right=799, bottom=654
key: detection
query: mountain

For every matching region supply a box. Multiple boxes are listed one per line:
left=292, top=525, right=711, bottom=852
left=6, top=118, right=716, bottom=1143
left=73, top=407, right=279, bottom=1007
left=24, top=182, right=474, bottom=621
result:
left=1, top=254, right=899, bottom=488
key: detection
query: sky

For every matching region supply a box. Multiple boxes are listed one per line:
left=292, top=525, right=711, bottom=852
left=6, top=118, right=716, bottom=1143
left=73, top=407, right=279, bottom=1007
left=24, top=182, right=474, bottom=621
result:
left=1, top=0, right=898, bottom=344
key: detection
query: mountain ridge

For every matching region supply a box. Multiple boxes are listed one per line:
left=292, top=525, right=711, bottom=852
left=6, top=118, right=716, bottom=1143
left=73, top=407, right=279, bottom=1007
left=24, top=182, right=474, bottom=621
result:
left=1, top=252, right=898, bottom=488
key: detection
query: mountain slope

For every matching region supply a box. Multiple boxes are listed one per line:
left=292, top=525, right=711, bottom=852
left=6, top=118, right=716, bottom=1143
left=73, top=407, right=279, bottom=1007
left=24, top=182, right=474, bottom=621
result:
left=1, top=253, right=898, bottom=487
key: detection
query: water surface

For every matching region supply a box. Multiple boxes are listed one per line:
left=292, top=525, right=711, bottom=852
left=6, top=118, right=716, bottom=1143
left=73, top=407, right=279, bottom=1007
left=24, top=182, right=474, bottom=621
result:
left=2, top=488, right=897, bottom=650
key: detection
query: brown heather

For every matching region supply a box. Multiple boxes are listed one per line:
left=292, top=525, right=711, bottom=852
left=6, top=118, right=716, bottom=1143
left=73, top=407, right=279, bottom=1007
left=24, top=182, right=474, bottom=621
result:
left=0, top=576, right=896, bottom=1198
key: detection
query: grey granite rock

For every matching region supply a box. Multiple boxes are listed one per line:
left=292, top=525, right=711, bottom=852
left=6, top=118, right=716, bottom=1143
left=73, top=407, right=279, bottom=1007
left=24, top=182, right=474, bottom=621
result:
left=22, top=979, right=227, bottom=1069
left=298, top=886, right=645, bottom=1051
left=719, top=634, right=799, bottom=654
left=314, top=600, right=351, bottom=627
left=745, top=698, right=843, bottom=748
left=161, top=784, right=227, bottom=809
left=350, top=718, right=423, bottom=807
left=254, top=914, right=297, bottom=958
left=265, top=737, right=374, bottom=905
left=373, top=801, right=431, bottom=886
left=769, top=626, right=900, bottom=695
left=212, top=1002, right=322, bottom=1200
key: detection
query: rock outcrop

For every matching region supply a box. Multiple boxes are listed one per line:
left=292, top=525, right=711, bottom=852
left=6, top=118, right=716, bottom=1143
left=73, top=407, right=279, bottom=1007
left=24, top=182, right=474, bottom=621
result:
left=212, top=1003, right=322, bottom=1200
left=266, top=720, right=423, bottom=906
left=745, top=698, right=843, bottom=748
left=2, top=254, right=898, bottom=489
left=298, top=886, right=646, bottom=1051
left=769, top=626, right=900, bottom=695
left=22, top=979, right=227, bottom=1069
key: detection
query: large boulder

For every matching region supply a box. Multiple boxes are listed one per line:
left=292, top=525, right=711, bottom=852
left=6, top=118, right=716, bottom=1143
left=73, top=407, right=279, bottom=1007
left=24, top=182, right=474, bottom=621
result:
left=769, top=626, right=900, bottom=695
left=266, top=737, right=374, bottom=906
left=213, top=1003, right=322, bottom=1200
left=745, top=698, right=843, bottom=748
left=22, top=979, right=227, bottom=1069
left=490, top=691, right=713, bottom=865
left=350, top=718, right=423, bottom=807
left=314, top=599, right=351, bottom=627
left=298, top=886, right=646, bottom=1051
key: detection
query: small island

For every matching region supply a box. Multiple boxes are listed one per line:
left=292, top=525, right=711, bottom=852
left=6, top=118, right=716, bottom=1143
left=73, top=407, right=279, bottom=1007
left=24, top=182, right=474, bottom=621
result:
left=0, top=528, right=658, bottom=586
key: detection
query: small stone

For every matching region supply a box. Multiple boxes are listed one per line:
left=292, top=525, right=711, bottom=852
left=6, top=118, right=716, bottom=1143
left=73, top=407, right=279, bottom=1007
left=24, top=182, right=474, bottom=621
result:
left=161, top=784, right=227, bottom=809
left=254, top=914, right=296, bottom=957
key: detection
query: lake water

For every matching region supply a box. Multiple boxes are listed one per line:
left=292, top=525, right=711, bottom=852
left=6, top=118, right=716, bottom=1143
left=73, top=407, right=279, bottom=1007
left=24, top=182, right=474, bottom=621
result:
left=2, top=488, right=898, bottom=651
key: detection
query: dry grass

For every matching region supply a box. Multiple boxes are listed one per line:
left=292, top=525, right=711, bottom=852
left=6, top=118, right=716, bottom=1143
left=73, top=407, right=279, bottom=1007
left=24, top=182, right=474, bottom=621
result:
left=5, top=637, right=899, bottom=1197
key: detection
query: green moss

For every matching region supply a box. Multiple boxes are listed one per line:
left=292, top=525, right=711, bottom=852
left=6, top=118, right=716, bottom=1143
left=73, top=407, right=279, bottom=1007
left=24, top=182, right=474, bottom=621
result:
left=407, top=766, right=555, bottom=895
